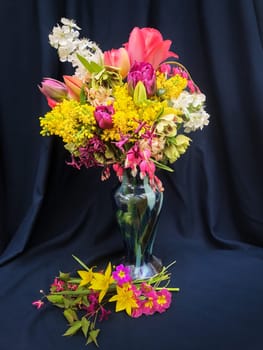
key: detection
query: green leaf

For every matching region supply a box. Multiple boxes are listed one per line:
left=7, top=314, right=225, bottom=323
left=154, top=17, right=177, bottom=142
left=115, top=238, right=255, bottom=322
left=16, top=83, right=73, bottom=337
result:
left=87, top=329, right=100, bottom=347
left=63, top=320, right=82, bottom=337
left=46, top=294, right=65, bottom=305
left=79, top=87, right=87, bottom=104
left=76, top=54, right=103, bottom=74
left=59, top=272, right=70, bottom=281
left=63, top=309, right=79, bottom=324
left=81, top=317, right=90, bottom=338
left=152, top=159, right=174, bottom=172
left=72, top=255, right=91, bottom=271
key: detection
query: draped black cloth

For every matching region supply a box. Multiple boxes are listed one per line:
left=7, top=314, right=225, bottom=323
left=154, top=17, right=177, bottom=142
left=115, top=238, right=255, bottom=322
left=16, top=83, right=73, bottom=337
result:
left=0, top=0, right=263, bottom=349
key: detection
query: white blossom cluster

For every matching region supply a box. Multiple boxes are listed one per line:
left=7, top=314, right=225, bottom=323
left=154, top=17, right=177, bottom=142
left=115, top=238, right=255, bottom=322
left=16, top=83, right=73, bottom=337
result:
left=171, top=91, right=210, bottom=133
left=48, top=18, right=103, bottom=80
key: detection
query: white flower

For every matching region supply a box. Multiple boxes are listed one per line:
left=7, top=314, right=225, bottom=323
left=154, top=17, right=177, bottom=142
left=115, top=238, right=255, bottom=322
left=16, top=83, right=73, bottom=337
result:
left=183, top=110, right=210, bottom=133
left=48, top=18, right=104, bottom=79
left=61, top=17, right=81, bottom=30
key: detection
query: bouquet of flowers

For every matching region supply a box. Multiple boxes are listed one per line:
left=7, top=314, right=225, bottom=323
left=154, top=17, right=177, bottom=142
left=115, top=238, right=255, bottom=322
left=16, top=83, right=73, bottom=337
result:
left=39, top=18, right=209, bottom=191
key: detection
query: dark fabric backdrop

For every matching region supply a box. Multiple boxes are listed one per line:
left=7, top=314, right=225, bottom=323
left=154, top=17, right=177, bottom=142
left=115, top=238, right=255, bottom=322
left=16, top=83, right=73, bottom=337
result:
left=0, top=0, right=263, bottom=349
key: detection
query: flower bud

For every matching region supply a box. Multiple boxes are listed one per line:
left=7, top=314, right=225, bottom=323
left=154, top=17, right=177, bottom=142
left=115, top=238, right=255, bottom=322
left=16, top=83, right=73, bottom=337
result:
left=127, top=62, right=156, bottom=97
left=94, top=105, right=114, bottom=129
left=39, top=78, right=68, bottom=107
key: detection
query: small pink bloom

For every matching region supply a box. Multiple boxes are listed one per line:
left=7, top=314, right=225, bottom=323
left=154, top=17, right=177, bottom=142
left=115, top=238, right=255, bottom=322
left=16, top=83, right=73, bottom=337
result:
left=131, top=300, right=144, bottom=318
left=112, top=264, right=132, bottom=286
left=51, top=278, right=65, bottom=292
left=113, top=163, right=124, bottom=180
left=32, top=300, right=44, bottom=309
left=99, top=306, right=111, bottom=322
left=124, top=27, right=178, bottom=69
left=142, top=290, right=158, bottom=315
left=155, top=289, right=172, bottom=313
left=104, top=47, right=130, bottom=78
left=94, top=105, right=114, bottom=129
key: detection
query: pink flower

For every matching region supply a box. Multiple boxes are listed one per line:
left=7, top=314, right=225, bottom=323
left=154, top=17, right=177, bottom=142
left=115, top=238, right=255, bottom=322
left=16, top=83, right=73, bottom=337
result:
left=51, top=278, right=65, bottom=292
left=38, top=78, right=68, bottom=108
left=127, top=62, right=156, bottom=97
left=99, top=306, right=111, bottom=322
left=94, top=105, right=114, bottom=129
left=113, top=163, right=124, bottom=180
left=131, top=300, right=144, bottom=318
left=124, top=27, right=178, bottom=69
left=32, top=300, right=44, bottom=309
left=112, top=264, right=132, bottom=286
left=141, top=290, right=158, bottom=315
left=155, top=289, right=172, bottom=313
left=104, top=47, right=130, bottom=78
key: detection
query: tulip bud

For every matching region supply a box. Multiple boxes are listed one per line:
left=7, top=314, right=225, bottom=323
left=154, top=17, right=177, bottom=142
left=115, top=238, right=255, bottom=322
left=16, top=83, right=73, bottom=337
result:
left=63, top=75, right=83, bottom=100
left=127, top=62, right=156, bottom=97
left=39, top=78, right=68, bottom=107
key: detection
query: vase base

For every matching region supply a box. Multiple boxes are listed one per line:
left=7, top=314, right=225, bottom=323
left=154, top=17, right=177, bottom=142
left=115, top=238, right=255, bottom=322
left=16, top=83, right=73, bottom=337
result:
left=123, top=255, right=163, bottom=280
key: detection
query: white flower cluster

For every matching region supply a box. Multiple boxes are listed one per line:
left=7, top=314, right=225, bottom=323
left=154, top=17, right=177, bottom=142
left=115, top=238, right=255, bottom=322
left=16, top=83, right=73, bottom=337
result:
left=48, top=18, right=103, bottom=80
left=171, top=91, right=210, bottom=133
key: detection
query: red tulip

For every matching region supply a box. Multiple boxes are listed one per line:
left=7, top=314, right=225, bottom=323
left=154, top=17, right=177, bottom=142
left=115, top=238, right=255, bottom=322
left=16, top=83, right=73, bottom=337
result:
left=124, top=27, right=178, bottom=69
left=104, top=47, right=130, bottom=78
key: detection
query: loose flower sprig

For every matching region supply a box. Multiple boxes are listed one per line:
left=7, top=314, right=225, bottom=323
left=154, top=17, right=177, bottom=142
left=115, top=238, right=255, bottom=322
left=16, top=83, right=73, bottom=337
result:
left=39, top=18, right=210, bottom=192
left=33, top=256, right=179, bottom=347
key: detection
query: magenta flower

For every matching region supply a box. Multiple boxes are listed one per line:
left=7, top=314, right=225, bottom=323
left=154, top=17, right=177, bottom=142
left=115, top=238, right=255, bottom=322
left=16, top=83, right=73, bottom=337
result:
left=32, top=300, right=44, bottom=309
left=112, top=264, right=132, bottom=285
left=131, top=300, right=144, bottom=318
left=141, top=290, right=158, bottom=315
left=99, top=306, right=111, bottom=322
left=127, top=62, right=156, bottom=97
left=155, top=289, right=172, bottom=313
left=94, top=105, right=114, bottom=129
left=51, top=278, right=65, bottom=292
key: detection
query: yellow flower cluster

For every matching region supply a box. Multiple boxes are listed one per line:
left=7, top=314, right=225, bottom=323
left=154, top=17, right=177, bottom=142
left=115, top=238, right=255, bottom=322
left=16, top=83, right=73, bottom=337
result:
left=39, top=100, right=96, bottom=147
left=101, top=84, right=164, bottom=142
left=157, top=73, right=187, bottom=100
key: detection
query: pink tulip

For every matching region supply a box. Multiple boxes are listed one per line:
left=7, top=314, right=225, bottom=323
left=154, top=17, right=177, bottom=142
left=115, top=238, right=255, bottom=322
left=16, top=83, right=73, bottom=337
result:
left=94, top=105, right=114, bottom=129
left=63, top=75, right=83, bottom=100
left=127, top=62, right=156, bottom=97
left=39, top=78, right=68, bottom=108
left=124, top=27, right=178, bottom=69
left=104, top=47, right=130, bottom=78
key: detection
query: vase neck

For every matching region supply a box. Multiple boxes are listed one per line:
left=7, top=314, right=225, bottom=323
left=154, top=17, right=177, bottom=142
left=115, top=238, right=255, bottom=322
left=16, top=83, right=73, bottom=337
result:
left=122, top=169, right=149, bottom=187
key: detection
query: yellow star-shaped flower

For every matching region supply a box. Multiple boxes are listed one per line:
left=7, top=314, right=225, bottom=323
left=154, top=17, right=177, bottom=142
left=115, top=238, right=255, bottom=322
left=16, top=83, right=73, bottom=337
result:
left=109, top=285, right=138, bottom=316
left=77, top=269, right=94, bottom=287
left=89, top=262, right=115, bottom=302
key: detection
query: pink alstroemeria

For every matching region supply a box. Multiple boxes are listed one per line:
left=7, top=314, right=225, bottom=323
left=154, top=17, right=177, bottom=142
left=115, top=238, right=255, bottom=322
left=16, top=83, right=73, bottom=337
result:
left=104, top=47, right=130, bottom=79
left=39, top=78, right=68, bottom=108
left=32, top=300, right=44, bottom=309
left=124, top=27, right=178, bottom=69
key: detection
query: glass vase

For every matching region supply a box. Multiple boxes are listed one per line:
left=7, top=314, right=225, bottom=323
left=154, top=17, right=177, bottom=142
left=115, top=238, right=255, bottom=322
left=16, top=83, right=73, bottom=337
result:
left=114, top=170, right=163, bottom=280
